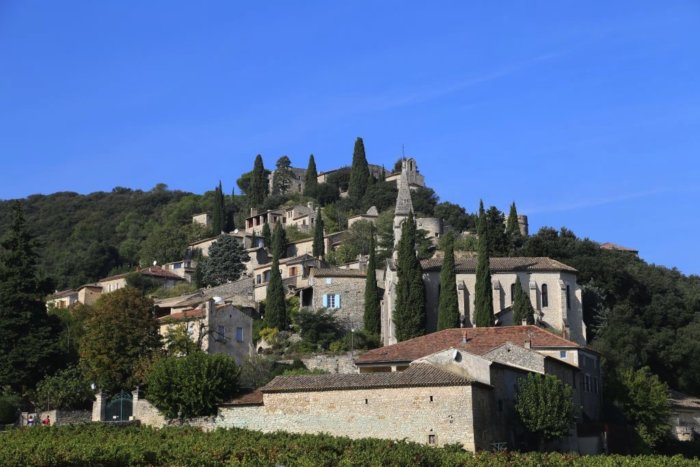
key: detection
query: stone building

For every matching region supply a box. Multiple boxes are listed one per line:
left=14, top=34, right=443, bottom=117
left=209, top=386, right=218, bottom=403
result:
left=306, top=267, right=368, bottom=331
left=268, top=166, right=307, bottom=195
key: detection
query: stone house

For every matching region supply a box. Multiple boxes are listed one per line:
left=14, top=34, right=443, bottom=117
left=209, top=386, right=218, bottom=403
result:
left=384, top=158, right=425, bottom=189
left=155, top=276, right=256, bottom=315
left=252, top=254, right=323, bottom=302
left=97, top=266, right=185, bottom=294
left=46, top=289, right=79, bottom=309
left=305, top=267, right=369, bottom=331
left=286, top=231, right=345, bottom=258
left=158, top=300, right=254, bottom=365
left=347, top=206, right=379, bottom=228
left=244, top=208, right=286, bottom=236
left=268, top=166, right=307, bottom=194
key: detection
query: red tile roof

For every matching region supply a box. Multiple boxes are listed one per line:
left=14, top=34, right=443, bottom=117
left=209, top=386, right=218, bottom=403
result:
left=159, top=308, right=205, bottom=322
left=139, top=266, right=185, bottom=280
left=354, top=326, right=581, bottom=365
left=420, top=257, right=577, bottom=273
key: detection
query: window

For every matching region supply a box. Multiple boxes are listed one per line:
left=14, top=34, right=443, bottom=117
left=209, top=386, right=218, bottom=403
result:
left=217, top=325, right=226, bottom=340
left=428, top=434, right=436, bottom=445
left=541, top=284, right=549, bottom=307
left=566, top=285, right=571, bottom=310
left=510, top=283, right=515, bottom=304
left=289, top=267, right=297, bottom=276
left=236, top=327, right=243, bottom=342
left=256, top=274, right=262, bottom=285
left=323, top=294, right=341, bottom=309
left=263, top=270, right=271, bottom=282
left=429, top=396, right=434, bottom=402
left=560, top=350, right=567, bottom=359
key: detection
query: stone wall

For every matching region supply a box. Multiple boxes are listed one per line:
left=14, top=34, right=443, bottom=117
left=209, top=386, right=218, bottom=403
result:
left=311, top=275, right=365, bottom=331
left=301, top=353, right=358, bottom=374
left=132, top=393, right=166, bottom=428
left=218, top=385, right=485, bottom=451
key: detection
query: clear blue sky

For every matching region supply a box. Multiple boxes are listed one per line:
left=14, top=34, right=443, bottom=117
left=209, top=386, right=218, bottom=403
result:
left=1, top=2, right=699, bottom=274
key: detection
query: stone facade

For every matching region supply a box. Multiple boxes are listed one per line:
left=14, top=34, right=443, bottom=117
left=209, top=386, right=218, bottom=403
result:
left=309, top=269, right=367, bottom=331
left=218, top=384, right=492, bottom=451
left=301, top=353, right=358, bottom=374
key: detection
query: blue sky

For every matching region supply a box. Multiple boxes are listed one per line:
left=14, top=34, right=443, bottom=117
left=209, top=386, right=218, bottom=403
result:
left=1, top=2, right=699, bottom=274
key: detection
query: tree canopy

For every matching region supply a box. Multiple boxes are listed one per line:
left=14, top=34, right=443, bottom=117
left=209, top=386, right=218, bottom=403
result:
left=393, top=212, right=425, bottom=341
left=515, top=374, right=576, bottom=447
left=199, top=235, right=250, bottom=287
left=474, top=201, right=494, bottom=327
left=348, top=137, right=370, bottom=202
left=437, top=233, right=460, bottom=330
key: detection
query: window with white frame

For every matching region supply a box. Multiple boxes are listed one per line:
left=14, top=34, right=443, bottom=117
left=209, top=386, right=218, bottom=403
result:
left=323, top=294, right=341, bottom=309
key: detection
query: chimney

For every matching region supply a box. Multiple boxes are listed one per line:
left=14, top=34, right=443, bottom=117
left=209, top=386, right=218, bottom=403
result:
left=524, top=330, right=533, bottom=349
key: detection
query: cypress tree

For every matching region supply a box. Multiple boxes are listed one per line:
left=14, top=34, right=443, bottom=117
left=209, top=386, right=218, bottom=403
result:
left=506, top=202, right=519, bottom=236
left=250, top=154, right=267, bottom=207
left=225, top=187, right=236, bottom=232
left=262, top=222, right=272, bottom=250
left=348, top=137, right=370, bottom=202
left=393, top=211, right=425, bottom=341
left=264, top=254, right=287, bottom=330
left=363, top=229, right=381, bottom=335
left=474, top=200, right=494, bottom=327
left=312, top=207, right=325, bottom=258
left=437, top=233, right=460, bottom=330
left=271, top=221, right=287, bottom=259
left=512, top=276, right=535, bottom=325
left=211, top=181, right=225, bottom=234
left=304, top=154, right=319, bottom=197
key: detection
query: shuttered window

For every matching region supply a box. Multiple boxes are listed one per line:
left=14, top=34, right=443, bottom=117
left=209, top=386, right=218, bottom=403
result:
left=322, top=294, right=341, bottom=309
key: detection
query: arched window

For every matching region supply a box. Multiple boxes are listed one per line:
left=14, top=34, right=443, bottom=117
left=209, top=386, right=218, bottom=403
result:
left=541, top=284, right=549, bottom=308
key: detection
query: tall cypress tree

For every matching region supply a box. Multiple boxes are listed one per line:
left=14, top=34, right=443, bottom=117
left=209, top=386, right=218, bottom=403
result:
left=271, top=221, right=287, bottom=259
left=363, top=229, right=381, bottom=335
left=250, top=154, right=267, bottom=207
left=262, top=222, right=272, bottom=250
left=312, top=207, right=325, bottom=258
left=512, top=276, right=535, bottom=325
left=437, top=233, right=460, bottom=330
left=348, top=137, right=370, bottom=202
left=304, top=154, right=319, bottom=197
left=264, top=254, right=287, bottom=330
left=506, top=202, right=519, bottom=236
left=474, top=201, right=494, bottom=327
left=0, top=202, right=63, bottom=393
left=211, top=181, right=225, bottom=234
left=393, top=211, right=425, bottom=341
left=225, top=186, right=236, bottom=232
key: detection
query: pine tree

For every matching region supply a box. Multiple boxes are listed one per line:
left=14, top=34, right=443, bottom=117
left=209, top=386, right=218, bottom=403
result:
left=363, top=229, right=381, bottom=335
left=312, top=207, right=325, bottom=258
left=265, top=254, right=287, bottom=330
left=393, top=211, right=425, bottom=341
left=271, top=221, right=287, bottom=259
left=474, top=201, right=494, bottom=327
left=304, top=154, right=318, bottom=197
left=506, top=202, right=519, bottom=236
left=348, top=137, right=370, bottom=202
left=225, top=187, right=236, bottom=232
left=262, top=222, right=272, bottom=250
left=272, top=155, right=293, bottom=195
left=211, top=181, right=226, bottom=234
left=249, top=154, right=267, bottom=207
left=437, top=233, right=460, bottom=330
left=0, top=202, right=63, bottom=393
left=199, top=235, right=250, bottom=287
left=512, top=276, right=535, bottom=325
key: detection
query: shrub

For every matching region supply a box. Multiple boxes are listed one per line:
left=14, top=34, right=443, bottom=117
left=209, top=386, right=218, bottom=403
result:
left=35, top=366, right=94, bottom=411
left=0, top=393, right=20, bottom=424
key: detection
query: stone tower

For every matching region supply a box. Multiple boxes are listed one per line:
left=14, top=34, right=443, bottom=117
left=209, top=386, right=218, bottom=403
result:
left=393, top=160, right=414, bottom=259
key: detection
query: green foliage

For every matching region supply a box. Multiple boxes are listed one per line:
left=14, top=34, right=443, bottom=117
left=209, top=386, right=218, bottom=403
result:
left=474, top=201, right=494, bottom=327
left=304, top=154, right=319, bottom=197
left=312, top=207, right=325, bottom=258
left=198, top=235, right=250, bottom=287
left=435, top=201, right=476, bottom=232
left=249, top=154, right=268, bottom=207
left=137, top=222, right=191, bottom=267
left=326, top=167, right=351, bottom=194
left=483, top=205, right=509, bottom=256
left=272, top=155, right=293, bottom=195
left=161, top=322, right=202, bottom=356
left=321, top=202, right=347, bottom=234
left=515, top=374, right=576, bottom=444
left=314, top=182, right=341, bottom=205
left=512, top=276, right=535, bottom=325
left=261, top=222, right=271, bottom=249
left=211, top=181, right=226, bottom=235
left=125, top=272, right=160, bottom=295
left=0, top=202, right=64, bottom=394
left=271, top=222, right=287, bottom=259
left=79, top=288, right=161, bottom=393
left=394, top=212, right=426, bottom=341
left=437, top=233, right=460, bottom=330
left=0, top=392, right=20, bottom=424
left=364, top=232, right=381, bottom=336
left=35, top=366, right=94, bottom=411
left=375, top=209, right=395, bottom=262
left=348, top=137, right=370, bottom=202
left=264, top=256, right=287, bottom=330
left=146, top=352, right=239, bottom=419
left=411, top=186, right=438, bottom=217
left=608, top=367, right=671, bottom=451
left=149, top=282, right=197, bottom=299
left=297, top=309, right=343, bottom=351
left=361, top=180, right=397, bottom=212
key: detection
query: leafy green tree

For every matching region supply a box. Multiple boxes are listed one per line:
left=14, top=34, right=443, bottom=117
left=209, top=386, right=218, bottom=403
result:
left=249, top=154, right=268, bottom=207
left=375, top=210, right=395, bottom=262
left=304, top=154, right=318, bottom=197
left=364, top=231, right=381, bottom=335
left=506, top=202, right=520, bottom=237
left=484, top=205, right=508, bottom=256
left=211, top=181, right=226, bottom=234
left=437, top=233, right=460, bottom=330
left=265, top=254, right=287, bottom=330
left=312, top=207, right=325, bottom=258
left=394, top=212, right=425, bottom=341
left=262, top=222, right=272, bottom=249
left=348, top=137, right=370, bottom=202
left=0, top=392, right=20, bottom=424
left=80, top=287, right=161, bottom=393
left=297, top=309, right=343, bottom=351
left=138, top=223, right=189, bottom=267
left=610, top=367, right=671, bottom=451
left=272, top=155, right=293, bottom=195
left=474, top=201, right=494, bottom=327
left=321, top=203, right=347, bottom=233
left=411, top=187, right=438, bottom=217
left=435, top=201, right=476, bottom=233
left=515, top=374, right=576, bottom=449
left=146, top=352, right=239, bottom=419
left=199, top=235, right=250, bottom=287
left=35, top=366, right=94, bottom=411
left=271, top=221, right=288, bottom=259
left=361, top=180, right=397, bottom=212
left=314, top=183, right=340, bottom=205
left=512, top=276, right=535, bottom=325
left=0, top=202, right=64, bottom=394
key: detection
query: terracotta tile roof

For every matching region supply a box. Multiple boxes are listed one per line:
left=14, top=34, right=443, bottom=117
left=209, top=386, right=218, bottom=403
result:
left=312, top=267, right=366, bottom=278
left=420, top=257, right=577, bottom=273
left=48, top=289, right=77, bottom=299
left=222, top=389, right=264, bottom=406
left=261, top=364, right=473, bottom=393
left=600, top=242, right=638, bottom=253
left=354, top=326, right=581, bottom=365
left=159, top=308, right=205, bottom=322
left=139, top=266, right=185, bottom=280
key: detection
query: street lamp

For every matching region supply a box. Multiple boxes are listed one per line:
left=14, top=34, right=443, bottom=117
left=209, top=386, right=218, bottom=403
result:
left=350, top=327, right=355, bottom=356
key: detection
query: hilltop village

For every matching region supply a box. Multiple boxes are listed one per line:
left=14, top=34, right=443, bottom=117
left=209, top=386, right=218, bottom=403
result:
left=3, top=138, right=696, bottom=456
